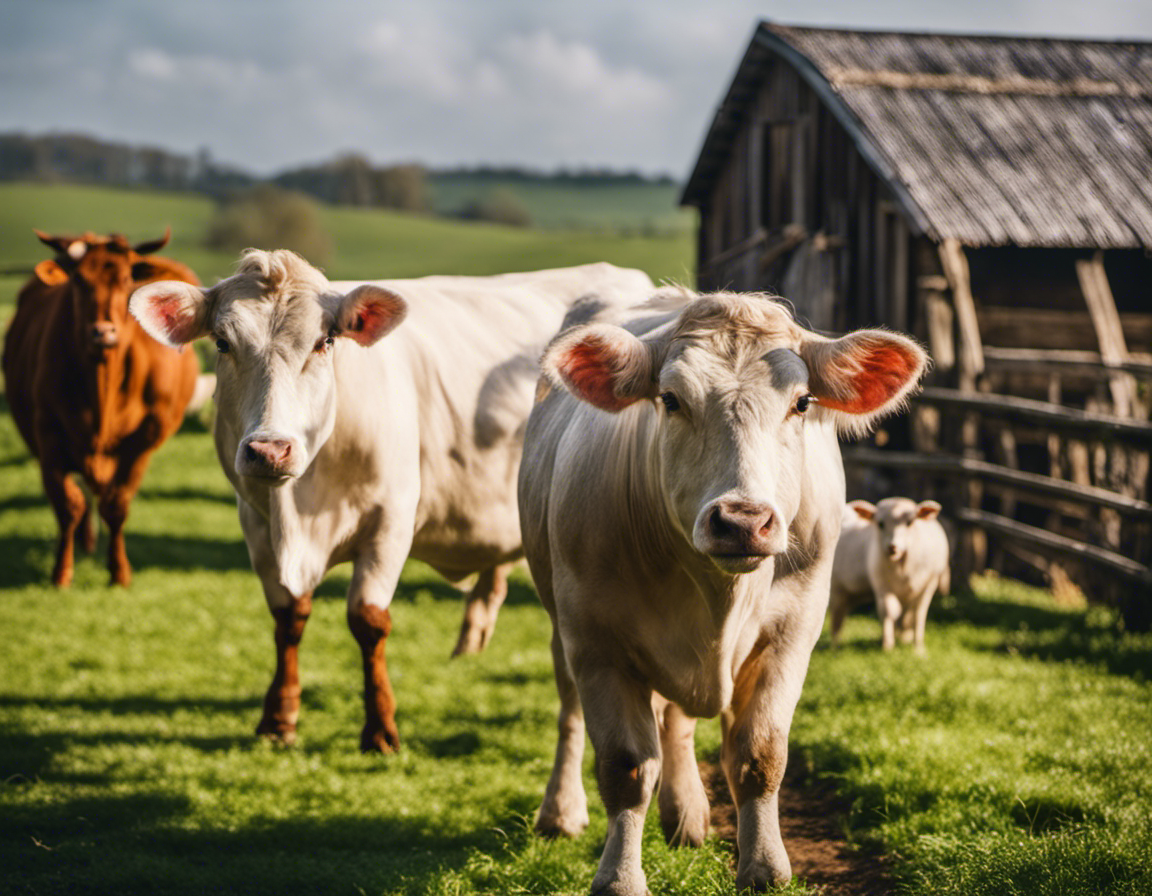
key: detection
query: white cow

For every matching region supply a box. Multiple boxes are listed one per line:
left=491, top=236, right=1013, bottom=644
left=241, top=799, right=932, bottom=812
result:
left=829, top=497, right=950, bottom=652
left=518, top=291, right=927, bottom=894
left=130, top=250, right=654, bottom=752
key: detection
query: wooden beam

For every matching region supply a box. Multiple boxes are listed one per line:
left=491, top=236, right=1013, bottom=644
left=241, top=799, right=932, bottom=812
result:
left=1076, top=250, right=1137, bottom=415
left=956, top=507, right=1152, bottom=585
left=937, top=238, right=985, bottom=381
left=983, top=346, right=1152, bottom=379
left=843, top=448, right=1152, bottom=517
left=915, top=387, right=1152, bottom=445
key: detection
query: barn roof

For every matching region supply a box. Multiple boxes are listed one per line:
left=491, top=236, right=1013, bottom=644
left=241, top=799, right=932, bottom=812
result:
left=681, top=22, right=1152, bottom=249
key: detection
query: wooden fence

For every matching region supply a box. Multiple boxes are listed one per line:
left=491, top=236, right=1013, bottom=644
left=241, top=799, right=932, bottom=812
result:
left=844, top=348, right=1152, bottom=630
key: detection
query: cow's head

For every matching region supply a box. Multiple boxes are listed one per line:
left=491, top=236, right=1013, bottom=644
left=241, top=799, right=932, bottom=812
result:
left=33, top=229, right=177, bottom=356
left=129, top=249, right=406, bottom=482
left=850, top=497, right=941, bottom=565
left=542, top=293, right=928, bottom=575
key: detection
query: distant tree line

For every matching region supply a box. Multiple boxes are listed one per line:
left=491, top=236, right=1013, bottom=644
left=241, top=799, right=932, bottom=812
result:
left=0, top=133, right=255, bottom=198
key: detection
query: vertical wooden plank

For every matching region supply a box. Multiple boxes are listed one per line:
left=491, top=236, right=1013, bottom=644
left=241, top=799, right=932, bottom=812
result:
left=1076, top=250, right=1136, bottom=417
left=938, top=239, right=985, bottom=384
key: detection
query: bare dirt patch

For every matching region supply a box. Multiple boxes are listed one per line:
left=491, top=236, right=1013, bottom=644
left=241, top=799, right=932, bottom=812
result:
left=701, top=758, right=891, bottom=896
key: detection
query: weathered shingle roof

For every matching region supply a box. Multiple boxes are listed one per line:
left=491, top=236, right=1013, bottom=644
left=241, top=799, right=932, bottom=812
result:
left=681, top=23, right=1152, bottom=249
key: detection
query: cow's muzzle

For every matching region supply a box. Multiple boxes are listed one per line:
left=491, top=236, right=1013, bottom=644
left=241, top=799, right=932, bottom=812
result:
left=237, top=436, right=297, bottom=480
left=695, top=498, right=782, bottom=573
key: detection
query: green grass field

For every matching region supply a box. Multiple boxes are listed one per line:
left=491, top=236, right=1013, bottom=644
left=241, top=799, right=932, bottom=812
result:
left=2, top=180, right=1151, bottom=894
left=1, top=408, right=1149, bottom=896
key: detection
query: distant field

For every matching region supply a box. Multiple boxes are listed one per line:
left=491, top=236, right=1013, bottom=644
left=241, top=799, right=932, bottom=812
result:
left=425, top=174, right=694, bottom=233
left=0, top=182, right=694, bottom=316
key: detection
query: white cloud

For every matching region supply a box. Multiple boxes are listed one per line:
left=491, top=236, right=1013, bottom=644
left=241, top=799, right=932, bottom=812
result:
left=496, top=30, right=671, bottom=113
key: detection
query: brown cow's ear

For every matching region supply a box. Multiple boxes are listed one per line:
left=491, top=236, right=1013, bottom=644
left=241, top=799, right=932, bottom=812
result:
left=800, top=329, right=928, bottom=438
left=133, top=227, right=171, bottom=256
left=542, top=323, right=656, bottom=412
left=34, top=259, right=69, bottom=286
left=33, top=229, right=70, bottom=255
left=335, top=285, right=408, bottom=347
left=849, top=500, right=877, bottom=521
left=129, top=280, right=211, bottom=347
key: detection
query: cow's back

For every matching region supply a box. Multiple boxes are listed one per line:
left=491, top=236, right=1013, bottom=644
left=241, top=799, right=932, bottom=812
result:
left=334, top=265, right=654, bottom=578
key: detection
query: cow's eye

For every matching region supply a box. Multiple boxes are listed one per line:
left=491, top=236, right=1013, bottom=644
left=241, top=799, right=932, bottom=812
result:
left=660, top=392, right=681, bottom=413
left=314, top=335, right=334, bottom=353
left=215, top=338, right=230, bottom=354
left=793, top=394, right=815, bottom=415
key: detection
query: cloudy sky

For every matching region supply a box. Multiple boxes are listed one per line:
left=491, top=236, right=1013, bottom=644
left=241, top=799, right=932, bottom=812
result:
left=2, top=0, right=1151, bottom=178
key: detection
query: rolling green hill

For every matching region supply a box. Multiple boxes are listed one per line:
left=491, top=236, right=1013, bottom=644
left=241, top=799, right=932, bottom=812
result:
left=0, top=182, right=694, bottom=317
left=426, top=173, right=693, bottom=233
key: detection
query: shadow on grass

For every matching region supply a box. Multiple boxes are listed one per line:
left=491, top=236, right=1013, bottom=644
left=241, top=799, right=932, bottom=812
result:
left=934, top=592, right=1152, bottom=681
left=136, top=485, right=237, bottom=505
left=0, top=786, right=520, bottom=896
left=0, top=533, right=251, bottom=587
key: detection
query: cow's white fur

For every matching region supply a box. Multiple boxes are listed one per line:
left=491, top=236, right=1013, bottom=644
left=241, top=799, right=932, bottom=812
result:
left=131, top=250, right=655, bottom=732
left=830, top=497, right=951, bottom=651
left=519, top=291, right=927, bottom=894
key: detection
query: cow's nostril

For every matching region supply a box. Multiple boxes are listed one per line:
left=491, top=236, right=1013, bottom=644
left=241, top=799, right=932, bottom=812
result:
left=245, top=443, right=260, bottom=463
left=710, top=506, right=733, bottom=538
left=759, top=514, right=774, bottom=536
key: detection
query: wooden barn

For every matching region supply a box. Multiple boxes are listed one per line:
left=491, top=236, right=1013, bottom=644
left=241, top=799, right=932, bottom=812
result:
left=681, top=23, right=1152, bottom=626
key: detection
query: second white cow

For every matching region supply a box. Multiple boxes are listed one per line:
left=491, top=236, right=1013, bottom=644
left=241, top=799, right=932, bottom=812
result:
left=519, top=290, right=927, bottom=894
left=130, top=250, right=654, bottom=752
left=829, top=497, right=950, bottom=652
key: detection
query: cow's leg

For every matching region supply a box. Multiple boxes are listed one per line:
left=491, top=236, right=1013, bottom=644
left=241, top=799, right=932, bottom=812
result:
left=654, top=695, right=708, bottom=847
left=451, top=561, right=512, bottom=657
left=899, top=603, right=916, bottom=645
left=347, top=535, right=412, bottom=753
left=78, top=496, right=96, bottom=554
left=875, top=591, right=901, bottom=651
left=100, top=444, right=157, bottom=586
left=256, top=587, right=313, bottom=744
left=240, top=502, right=313, bottom=743
left=579, top=665, right=660, bottom=896
left=41, top=463, right=86, bottom=587
left=536, top=626, right=589, bottom=838
left=98, top=486, right=133, bottom=586
left=721, top=638, right=816, bottom=891
left=913, top=586, right=936, bottom=655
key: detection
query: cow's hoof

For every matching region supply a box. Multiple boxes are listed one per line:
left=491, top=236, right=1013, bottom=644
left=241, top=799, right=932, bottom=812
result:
left=109, top=569, right=131, bottom=587
left=360, top=724, right=400, bottom=754
left=735, top=863, right=792, bottom=892
left=590, top=870, right=649, bottom=896
left=255, top=720, right=297, bottom=746
left=661, top=803, right=709, bottom=848
left=451, top=623, right=491, bottom=658
left=534, top=812, right=589, bottom=839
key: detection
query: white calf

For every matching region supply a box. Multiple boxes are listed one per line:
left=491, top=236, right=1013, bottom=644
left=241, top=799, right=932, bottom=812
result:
left=830, top=497, right=950, bottom=651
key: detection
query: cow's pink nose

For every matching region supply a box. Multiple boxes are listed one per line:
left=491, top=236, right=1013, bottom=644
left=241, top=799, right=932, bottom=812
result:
left=887, top=544, right=900, bottom=557
left=245, top=439, right=292, bottom=468
left=706, top=500, right=776, bottom=555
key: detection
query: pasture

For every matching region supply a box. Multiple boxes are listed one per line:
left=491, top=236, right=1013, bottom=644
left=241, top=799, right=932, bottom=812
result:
left=1, top=182, right=1151, bottom=895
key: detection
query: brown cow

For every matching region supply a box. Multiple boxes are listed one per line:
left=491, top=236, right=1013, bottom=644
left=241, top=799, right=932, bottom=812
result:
left=2, top=230, right=200, bottom=586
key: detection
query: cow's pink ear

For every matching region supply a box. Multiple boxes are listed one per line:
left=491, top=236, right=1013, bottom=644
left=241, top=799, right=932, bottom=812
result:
left=849, top=500, right=876, bottom=521
left=801, top=330, right=928, bottom=436
left=916, top=500, right=942, bottom=521
left=34, top=259, right=69, bottom=286
left=542, top=323, right=655, bottom=412
left=129, top=280, right=211, bottom=347
left=336, top=285, right=407, bottom=347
